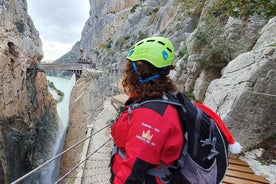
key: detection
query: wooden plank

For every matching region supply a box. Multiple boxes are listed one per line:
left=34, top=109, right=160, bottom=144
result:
left=228, top=164, right=254, bottom=174
left=226, top=170, right=269, bottom=184
left=228, top=157, right=249, bottom=166
left=223, top=175, right=263, bottom=184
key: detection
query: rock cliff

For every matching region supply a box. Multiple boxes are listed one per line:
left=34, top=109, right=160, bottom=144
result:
left=0, top=0, right=59, bottom=183
left=60, top=0, right=275, bottom=180
left=62, top=0, right=275, bottom=147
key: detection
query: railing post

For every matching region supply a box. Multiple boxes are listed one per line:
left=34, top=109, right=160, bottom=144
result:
left=74, top=121, right=94, bottom=184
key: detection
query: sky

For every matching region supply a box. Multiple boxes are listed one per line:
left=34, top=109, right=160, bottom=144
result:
left=27, top=0, right=90, bottom=62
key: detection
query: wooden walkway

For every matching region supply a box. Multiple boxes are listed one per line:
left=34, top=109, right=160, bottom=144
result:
left=111, top=94, right=270, bottom=184
left=223, top=156, right=269, bottom=184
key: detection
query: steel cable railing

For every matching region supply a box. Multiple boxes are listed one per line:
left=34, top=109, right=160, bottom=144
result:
left=245, top=91, right=276, bottom=97
left=11, top=122, right=112, bottom=184
left=55, top=138, right=112, bottom=183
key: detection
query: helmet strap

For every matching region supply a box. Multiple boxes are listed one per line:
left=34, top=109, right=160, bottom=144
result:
left=131, top=62, right=160, bottom=84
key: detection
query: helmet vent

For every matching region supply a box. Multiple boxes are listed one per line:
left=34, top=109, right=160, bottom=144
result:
left=146, top=39, right=155, bottom=42
left=157, top=41, right=165, bottom=45
left=166, top=47, right=172, bottom=53
left=137, top=41, right=144, bottom=46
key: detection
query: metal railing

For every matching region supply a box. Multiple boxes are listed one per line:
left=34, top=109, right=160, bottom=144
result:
left=11, top=122, right=112, bottom=184
left=55, top=138, right=112, bottom=183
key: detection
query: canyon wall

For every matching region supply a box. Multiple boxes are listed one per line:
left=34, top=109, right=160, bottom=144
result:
left=0, top=0, right=59, bottom=183
left=61, top=0, right=275, bottom=148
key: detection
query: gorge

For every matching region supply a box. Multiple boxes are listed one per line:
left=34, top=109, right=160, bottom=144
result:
left=0, top=0, right=275, bottom=183
left=42, top=75, right=75, bottom=183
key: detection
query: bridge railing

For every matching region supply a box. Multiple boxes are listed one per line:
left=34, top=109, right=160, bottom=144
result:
left=37, top=63, right=96, bottom=71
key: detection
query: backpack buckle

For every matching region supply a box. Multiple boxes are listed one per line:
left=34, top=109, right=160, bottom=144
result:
left=201, top=137, right=219, bottom=160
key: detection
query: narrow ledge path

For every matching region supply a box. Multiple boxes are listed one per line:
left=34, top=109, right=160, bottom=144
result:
left=75, top=98, right=117, bottom=184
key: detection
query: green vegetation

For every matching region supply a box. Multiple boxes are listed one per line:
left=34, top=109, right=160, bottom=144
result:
left=184, top=91, right=195, bottom=100
left=194, top=28, right=208, bottom=46
left=15, top=20, right=25, bottom=33
left=180, top=0, right=206, bottom=16
left=180, top=0, right=275, bottom=71
left=247, top=133, right=276, bottom=165
left=147, top=8, right=159, bottom=26
left=115, top=36, right=130, bottom=48
left=176, top=0, right=232, bottom=72
left=130, top=4, right=139, bottom=13
left=100, top=39, right=112, bottom=49
left=48, top=81, right=64, bottom=103
left=215, top=0, right=276, bottom=18
left=193, top=13, right=230, bottom=70
left=269, top=43, right=276, bottom=47
left=256, top=133, right=276, bottom=165
left=175, top=23, right=183, bottom=31
left=179, top=47, right=188, bottom=58
left=105, top=40, right=112, bottom=49
left=48, top=81, right=55, bottom=89
left=184, top=0, right=276, bottom=20
left=260, top=160, right=269, bottom=165
left=116, top=37, right=127, bottom=46
left=56, top=90, right=64, bottom=96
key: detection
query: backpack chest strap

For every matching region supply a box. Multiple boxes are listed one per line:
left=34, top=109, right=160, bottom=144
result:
left=112, top=145, right=126, bottom=159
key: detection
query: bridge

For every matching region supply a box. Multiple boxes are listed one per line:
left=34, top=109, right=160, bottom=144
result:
left=37, top=62, right=96, bottom=77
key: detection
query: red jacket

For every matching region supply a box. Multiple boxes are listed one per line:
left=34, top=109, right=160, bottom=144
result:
left=111, top=101, right=184, bottom=184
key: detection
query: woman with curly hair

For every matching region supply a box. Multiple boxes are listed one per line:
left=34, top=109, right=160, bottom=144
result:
left=110, top=36, right=183, bottom=184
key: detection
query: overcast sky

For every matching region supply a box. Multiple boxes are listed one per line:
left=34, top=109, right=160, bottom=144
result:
left=27, top=0, right=90, bottom=62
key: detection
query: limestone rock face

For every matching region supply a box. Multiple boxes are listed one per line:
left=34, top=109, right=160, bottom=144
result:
left=204, top=21, right=276, bottom=147
left=253, top=17, right=276, bottom=50
left=0, top=0, right=58, bottom=183
left=60, top=0, right=275, bottom=156
left=77, top=0, right=139, bottom=64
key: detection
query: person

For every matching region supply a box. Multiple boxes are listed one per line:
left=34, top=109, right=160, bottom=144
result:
left=110, top=36, right=183, bottom=184
left=110, top=36, right=242, bottom=184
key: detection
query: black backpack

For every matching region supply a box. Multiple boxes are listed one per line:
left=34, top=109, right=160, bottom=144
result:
left=129, top=93, right=229, bottom=184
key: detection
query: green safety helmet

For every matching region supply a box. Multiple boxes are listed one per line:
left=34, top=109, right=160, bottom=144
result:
left=127, top=36, right=175, bottom=68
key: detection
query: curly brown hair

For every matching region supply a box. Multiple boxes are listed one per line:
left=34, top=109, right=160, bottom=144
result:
left=122, top=60, right=177, bottom=102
